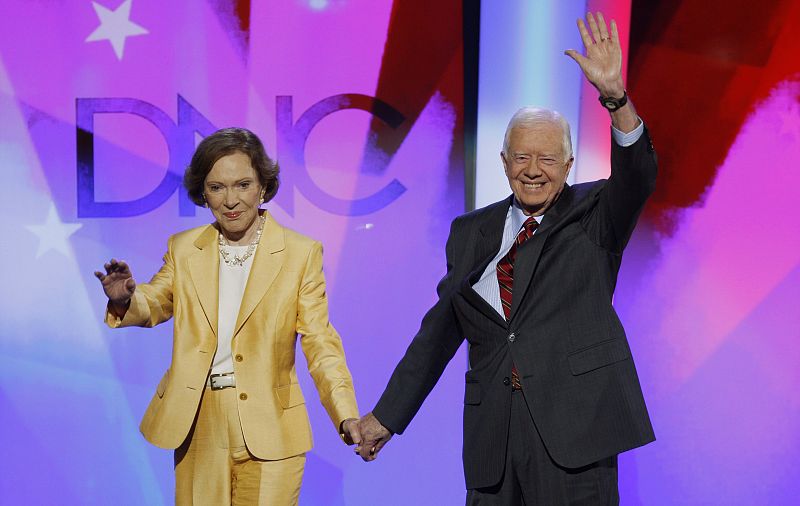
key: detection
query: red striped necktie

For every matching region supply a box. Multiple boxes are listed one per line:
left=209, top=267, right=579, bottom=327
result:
left=496, top=216, right=538, bottom=390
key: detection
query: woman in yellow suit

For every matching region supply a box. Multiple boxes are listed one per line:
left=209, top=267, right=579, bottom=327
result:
left=95, top=128, right=361, bottom=505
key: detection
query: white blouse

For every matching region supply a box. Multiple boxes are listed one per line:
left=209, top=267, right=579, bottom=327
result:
left=211, top=244, right=255, bottom=375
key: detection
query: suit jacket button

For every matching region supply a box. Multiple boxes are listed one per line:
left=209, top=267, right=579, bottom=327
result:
left=239, top=393, right=248, bottom=401
left=503, top=377, right=511, bottom=386
left=235, top=354, right=243, bottom=362
left=508, top=333, right=515, bottom=343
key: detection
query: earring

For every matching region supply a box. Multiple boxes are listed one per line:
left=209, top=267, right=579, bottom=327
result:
left=202, top=194, right=209, bottom=208
left=260, top=190, right=265, bottom=203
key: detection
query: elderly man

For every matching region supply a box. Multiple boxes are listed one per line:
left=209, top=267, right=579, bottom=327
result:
left=356, top=12, right=656, bottom=505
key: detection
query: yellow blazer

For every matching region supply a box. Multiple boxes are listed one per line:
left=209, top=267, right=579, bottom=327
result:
left=106, top=212, right=359, bottom=460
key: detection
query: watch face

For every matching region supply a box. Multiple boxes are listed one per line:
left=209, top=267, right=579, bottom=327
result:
left=599, top=92, right=627, bottom=111
left=602, top=98, right=620, bottom=111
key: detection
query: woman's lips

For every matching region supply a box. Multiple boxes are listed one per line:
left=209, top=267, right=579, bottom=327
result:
left=223, top=212, right=242, bottom=219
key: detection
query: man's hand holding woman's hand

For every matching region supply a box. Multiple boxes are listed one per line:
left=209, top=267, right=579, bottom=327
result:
left=339, top=412, right=393, bottom=462
left=353, top=412, right=392, bottom=462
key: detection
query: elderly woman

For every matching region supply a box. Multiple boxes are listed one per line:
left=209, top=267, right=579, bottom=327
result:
left=95, top=127, right=360, bottom=505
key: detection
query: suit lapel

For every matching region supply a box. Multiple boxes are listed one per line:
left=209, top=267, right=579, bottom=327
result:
left=232, top=213, right=285, bottom=338
left=459, top=197, right=511, bottom=328
left=509, top=184, right=573, bottom=321
left=188, top=225, right=220, bottom=336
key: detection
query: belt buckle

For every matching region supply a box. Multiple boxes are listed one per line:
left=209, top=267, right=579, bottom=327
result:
left=209, top=372, right=234, bottom=390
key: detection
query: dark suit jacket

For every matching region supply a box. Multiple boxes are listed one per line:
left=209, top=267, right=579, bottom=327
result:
left=373, top=129, right=658, bottom=489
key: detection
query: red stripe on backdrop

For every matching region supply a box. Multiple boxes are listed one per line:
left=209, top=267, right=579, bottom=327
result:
left=366, top=0, right=465, bottom=176
left=627, top=0, right=800, bottom=232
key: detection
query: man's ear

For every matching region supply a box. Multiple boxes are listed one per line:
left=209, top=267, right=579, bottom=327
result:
left=564, top=156, right=575, bottom=180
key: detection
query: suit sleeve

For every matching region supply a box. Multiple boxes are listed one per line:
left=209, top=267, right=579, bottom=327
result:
left=296, top=241, right=360, bottom=434
left=372, top=218, right=466, bottom=435
left=582, top=126, right=658, bottom=253
left=105, top=235, right=175, bottom=329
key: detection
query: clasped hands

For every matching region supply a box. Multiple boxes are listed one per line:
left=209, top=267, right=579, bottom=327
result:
left=340, top=412, right=392, bottom=462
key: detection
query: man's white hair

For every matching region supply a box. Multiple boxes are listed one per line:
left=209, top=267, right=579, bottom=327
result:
left=502, top=107, right=573, bottom=162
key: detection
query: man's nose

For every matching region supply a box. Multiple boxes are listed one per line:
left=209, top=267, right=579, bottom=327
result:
left=521, top=163, right=542, bottom=178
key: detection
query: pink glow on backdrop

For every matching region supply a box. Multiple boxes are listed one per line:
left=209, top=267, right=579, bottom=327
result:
left=637, top=80, right=800, bottom=387
left=575, top=0, right=631, bottom=183
left=248, top=0, right=396, bottom=277
left=618, top=80, right=800, bottom=504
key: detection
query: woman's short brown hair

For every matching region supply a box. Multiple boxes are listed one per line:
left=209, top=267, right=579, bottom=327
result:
left=183, top=127, right=279, bottom=206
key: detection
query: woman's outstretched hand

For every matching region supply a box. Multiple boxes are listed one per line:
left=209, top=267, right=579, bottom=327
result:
left=94, top=258, right=136, bottom=310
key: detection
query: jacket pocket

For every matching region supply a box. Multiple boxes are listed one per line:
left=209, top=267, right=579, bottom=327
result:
left=156, top=370, right=169, bottom=398
left=275, top=383, right=306, bottom=409
left=464, top=382, right=481, bottom=405
left=568, top=339, right=630, bottom=375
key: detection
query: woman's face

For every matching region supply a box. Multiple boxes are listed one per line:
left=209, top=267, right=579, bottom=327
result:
left=204, top=152, right=263, bottom=244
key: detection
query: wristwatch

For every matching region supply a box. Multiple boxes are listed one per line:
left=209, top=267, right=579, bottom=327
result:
left=598, top=91, right=628, bottom=111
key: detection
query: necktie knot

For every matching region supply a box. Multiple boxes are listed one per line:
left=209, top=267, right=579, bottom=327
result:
left=516, top=217, right=538, bottom=246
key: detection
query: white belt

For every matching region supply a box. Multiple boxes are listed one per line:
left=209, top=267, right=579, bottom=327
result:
left=207, top=372, right=236, bottom=390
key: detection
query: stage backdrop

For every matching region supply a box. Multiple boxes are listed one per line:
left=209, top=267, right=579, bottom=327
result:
left=1, top=0, right=467, bottom=503
left=2, top=0, right=799, bottom=505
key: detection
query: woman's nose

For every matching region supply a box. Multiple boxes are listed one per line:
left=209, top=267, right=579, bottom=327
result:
left=224, top=189, right=238, bottom=207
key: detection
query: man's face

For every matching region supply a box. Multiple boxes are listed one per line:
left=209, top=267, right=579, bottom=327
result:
left=501, top=121, right=573, bottom=216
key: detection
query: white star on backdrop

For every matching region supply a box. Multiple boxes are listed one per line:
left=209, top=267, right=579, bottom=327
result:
left=26, top=204, right=83, bottom=259
left=85, top=0, right=148, bottom=60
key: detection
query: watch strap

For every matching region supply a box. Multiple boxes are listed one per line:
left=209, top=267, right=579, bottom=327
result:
left=598, top=91, right=628, bottom=111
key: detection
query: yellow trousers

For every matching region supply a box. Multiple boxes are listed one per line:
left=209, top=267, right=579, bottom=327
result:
left=174, top=387, right=305, bottom=505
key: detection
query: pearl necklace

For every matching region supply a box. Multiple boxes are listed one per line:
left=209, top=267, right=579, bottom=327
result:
left=218, top=214, right=266, bottom=267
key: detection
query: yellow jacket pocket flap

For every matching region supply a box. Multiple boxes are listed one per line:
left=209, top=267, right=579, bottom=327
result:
left=276, top=383, right=305, bottom=408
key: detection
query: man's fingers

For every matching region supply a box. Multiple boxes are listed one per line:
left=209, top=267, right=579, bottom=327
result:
left=576, top=18, right=593, bottom=47
left=596, top=12, right=609, bottom=40
left=586, top=12, right=601, bottom=43
left=355, top=438, right=382, bottom=461
left=355, top=440, right=371, bottom=458
left=357, top=444, right=373, bottom=461
left=373, top=440, right=388, bottom=454
left=564, top=49, right=588, bottom=67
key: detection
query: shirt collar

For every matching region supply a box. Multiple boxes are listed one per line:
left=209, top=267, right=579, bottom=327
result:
left=510, top=197, right=544, bottom=232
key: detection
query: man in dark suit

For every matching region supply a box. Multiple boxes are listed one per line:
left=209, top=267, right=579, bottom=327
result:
left=356, top=12, right=656, bottom=504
